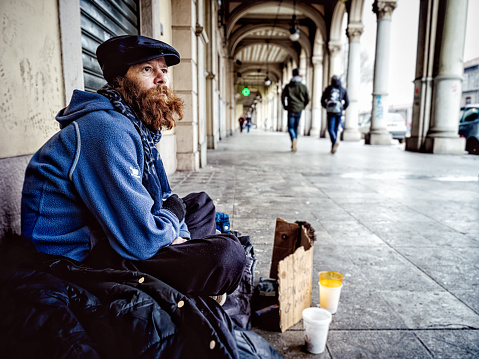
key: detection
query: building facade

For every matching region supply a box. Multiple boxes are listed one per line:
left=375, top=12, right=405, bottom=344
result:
left=462, top=58, right=479, bottom=106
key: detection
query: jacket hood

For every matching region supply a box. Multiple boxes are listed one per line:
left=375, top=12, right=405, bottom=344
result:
left=332, top=76, right=341, bottom=88
left=56, top=90, right=115, bottom=129
left=290, top=75, right=302, bottom=83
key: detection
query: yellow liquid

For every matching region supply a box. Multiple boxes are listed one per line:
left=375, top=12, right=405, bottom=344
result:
left=319, top=278, right=342, bottom=288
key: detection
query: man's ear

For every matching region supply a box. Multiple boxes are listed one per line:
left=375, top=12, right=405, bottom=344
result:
left=112, top=77, right=124, bottom=89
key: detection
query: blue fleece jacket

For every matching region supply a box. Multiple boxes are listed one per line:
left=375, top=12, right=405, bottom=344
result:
left=21, top=90, right=190, bottom=262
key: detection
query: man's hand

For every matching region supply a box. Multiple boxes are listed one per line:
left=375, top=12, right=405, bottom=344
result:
left=170, top=237, right=187, bottom=246
left=162, top=194, right=186, bottom=221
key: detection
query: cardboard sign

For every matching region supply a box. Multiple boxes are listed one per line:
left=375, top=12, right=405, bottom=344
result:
left=269, top=218, right=314, bottom=332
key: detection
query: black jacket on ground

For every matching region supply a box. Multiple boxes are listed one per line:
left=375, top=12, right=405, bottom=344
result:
left=0, top=235, right=282, bottom=359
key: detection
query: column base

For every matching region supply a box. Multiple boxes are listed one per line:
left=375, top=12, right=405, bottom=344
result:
left=207, top=134, right=218, bottom=149
left=405, top=136, right=423, bottom=152
left=341, top=129, right=361, bottom=141
left=424, top=136, right=465, bottom=155
left=309, top=127, right=320, bottom=137
left=198, top=141, right=207, bottom=169
left=365, top=131, right=392, bottom=145
left=177, top=152, right=200, bottom=171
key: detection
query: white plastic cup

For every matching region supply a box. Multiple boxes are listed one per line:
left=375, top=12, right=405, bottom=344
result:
left=302, top=307, right=332, bottom=354
left=319, top=283, right=343, bottom=314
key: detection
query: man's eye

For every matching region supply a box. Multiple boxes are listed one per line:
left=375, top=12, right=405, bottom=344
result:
left=162, top=69, right=168, bottom=74
left=143, top=66, right=152, bottom=72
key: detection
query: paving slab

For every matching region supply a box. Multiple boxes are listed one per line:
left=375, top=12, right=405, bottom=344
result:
left=382, top=290, right=479, bottom=329
left=415, top=330, right=479, bottom=359
left=169, top=130, right=479, bottom=358
left=327, top=330, right=432, bottom=358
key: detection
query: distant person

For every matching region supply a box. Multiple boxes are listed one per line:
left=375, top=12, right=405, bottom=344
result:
left=281, top=68, right=310, bottom=152
left=321, top=75, right=349, bottom=154
left=246, top=114, right=252, bottom=133
left=238, top=115, right=245, bottom=133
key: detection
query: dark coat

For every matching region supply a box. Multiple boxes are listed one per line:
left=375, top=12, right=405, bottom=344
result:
left=0, top=236, right=237, bottom=359
left=281, top=78, right=310, bottom=113
left=0, top=235, right=283, bottom=359
left=321, top=77, right=350, bottom=112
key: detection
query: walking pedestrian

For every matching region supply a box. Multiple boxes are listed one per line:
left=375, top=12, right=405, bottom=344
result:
left=281, top=68, right=310, bottom=152
left=321, top=75, right=349, bottom=154
left=239, top=115, right=245, bottom=132
left=246, top=114, right=252, bottom=133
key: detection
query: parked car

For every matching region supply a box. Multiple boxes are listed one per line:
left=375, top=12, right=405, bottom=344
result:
left=358, top=112, right=407, bottom=143
left=458, top=104, right=479, bottom=155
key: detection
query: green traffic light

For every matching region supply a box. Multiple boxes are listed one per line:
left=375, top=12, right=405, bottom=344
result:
left=242, top=87, right=250, bottom=96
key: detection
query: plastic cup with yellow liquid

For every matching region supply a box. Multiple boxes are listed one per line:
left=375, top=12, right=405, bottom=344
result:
left=319, top=271, right=344, bottom=314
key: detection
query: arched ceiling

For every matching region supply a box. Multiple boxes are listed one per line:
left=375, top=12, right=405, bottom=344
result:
left=222, top=1, right=341, bottom=83
left=220, top=0, right=349, bottom=108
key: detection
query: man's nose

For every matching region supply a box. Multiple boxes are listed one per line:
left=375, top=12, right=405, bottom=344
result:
left=155, top=71, right=167, bottom=85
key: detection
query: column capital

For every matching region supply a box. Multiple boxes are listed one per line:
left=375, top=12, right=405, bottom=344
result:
left=373, top=0, right=397, bottom=20
left=312, top=55, right=323, bottom=66
left=328, top=42, right=342, bottom=56
left=346, top=22, right=364, bottom=42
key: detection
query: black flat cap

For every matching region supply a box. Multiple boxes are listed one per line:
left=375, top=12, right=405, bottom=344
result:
left=96, top=35, right=181, bottom=84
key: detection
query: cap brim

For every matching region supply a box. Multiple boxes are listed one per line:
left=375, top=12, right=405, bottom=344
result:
left=126, top=54, right=180, bottom=67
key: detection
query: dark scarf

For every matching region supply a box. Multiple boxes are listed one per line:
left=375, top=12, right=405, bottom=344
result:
left=98, top=84, right=171, bottom=214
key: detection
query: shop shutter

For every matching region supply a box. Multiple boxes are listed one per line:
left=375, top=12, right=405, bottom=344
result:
left=80, top=0, right=139, bottom=92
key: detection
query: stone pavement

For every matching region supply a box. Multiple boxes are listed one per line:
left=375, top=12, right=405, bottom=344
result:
left=169, top=128, right=479, bottom=358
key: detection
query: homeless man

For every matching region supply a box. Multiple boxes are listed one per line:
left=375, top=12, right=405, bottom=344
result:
left=21, top=35, right=246, bottom=303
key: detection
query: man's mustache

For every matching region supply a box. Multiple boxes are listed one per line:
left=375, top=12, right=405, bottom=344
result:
left=146, top=85, right=171, bottom=98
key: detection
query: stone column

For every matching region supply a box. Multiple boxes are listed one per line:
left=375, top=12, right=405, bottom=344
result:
left=321, top=53, right=330, bottom=137
left=424, top=0, right=467, bottom=154
left=310, top=55, right=323, bottom=137
left=342, top=22, right=363, bottom=141
left=227, top=58, right=235, bottom=136
left=368, top=0, right=396, bottom=145
left=328, top=43, right=342, bottom=79
left=172, top=0, right=199, bottom=170
left=205, top=0, right=219, bottom=149
left=406, top=0, right=437, bottom=152
left=276, top=84, right=283, bottom=132
left=195, top=22, right=208, bottom=167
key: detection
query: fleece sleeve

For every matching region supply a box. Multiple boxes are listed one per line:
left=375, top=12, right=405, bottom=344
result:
left=179, top=220, right=191, bottom=240
left=71, top=111, right=181, bottom=261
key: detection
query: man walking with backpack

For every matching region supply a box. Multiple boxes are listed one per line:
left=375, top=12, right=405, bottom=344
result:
left=321, top=75, right=349, bottom=154
left=281, top=68, right=310, bottom=152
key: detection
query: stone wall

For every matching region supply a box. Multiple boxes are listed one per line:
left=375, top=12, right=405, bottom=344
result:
left=0, top=156, right=31, bottom=237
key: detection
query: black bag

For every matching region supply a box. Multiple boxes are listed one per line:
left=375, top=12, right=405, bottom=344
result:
left=326, top=87, right=342, bottom=113
left=223, top=233, right=257, bottom=329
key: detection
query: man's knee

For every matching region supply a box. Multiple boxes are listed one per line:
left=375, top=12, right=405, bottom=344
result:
left=184, top=191, right=211, bottom=204
left=183, top=192, right=215, bottom=213
left=213, top=235, right=246, bottom=272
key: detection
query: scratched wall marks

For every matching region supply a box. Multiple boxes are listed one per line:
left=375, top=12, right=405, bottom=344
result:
left=0, top=0, right=64, bottom=158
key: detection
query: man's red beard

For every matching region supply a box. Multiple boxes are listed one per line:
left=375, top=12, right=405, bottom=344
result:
left=116, top=77, right=184, bottom=131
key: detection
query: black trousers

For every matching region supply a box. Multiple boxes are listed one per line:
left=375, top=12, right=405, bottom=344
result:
left=84, top=192, right=246, bottom=296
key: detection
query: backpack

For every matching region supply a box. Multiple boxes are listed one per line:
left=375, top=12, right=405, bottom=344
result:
left=215, top=212, right=231, bottom=234
left=223, top=232, right=257, bottom=329
left=326, top=87, right=342, bottom=114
